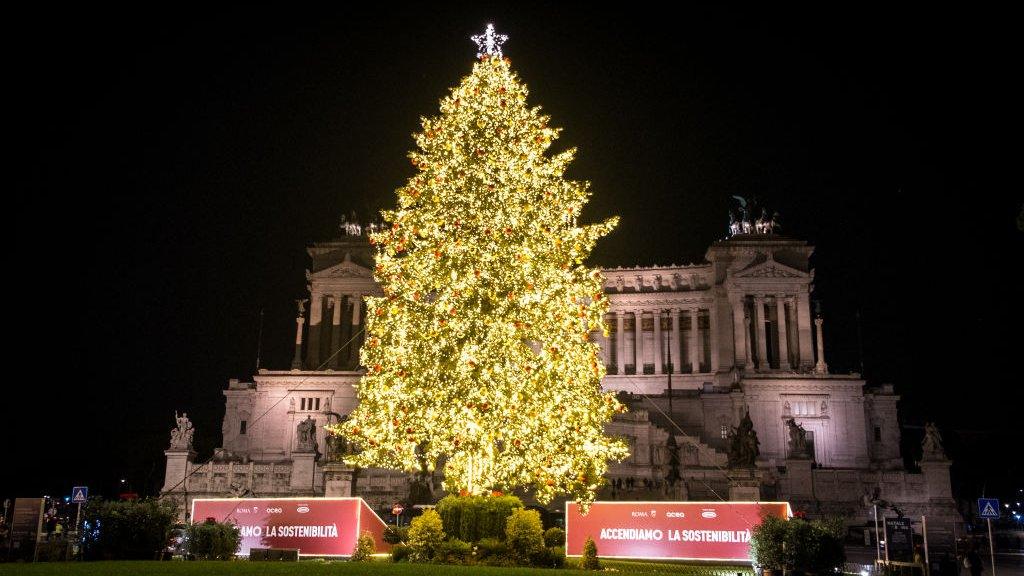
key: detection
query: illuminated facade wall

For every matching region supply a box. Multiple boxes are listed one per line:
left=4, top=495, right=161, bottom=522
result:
left=163, top=228, right=952, bottom=530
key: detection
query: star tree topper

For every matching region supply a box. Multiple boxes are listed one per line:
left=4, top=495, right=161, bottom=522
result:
left=471, top=23, right=508, bottom=58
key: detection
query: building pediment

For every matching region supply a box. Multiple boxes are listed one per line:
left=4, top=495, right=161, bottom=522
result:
left=733, top=257, right=807, bottom=280
left=308, top=256, right=374, bottom=280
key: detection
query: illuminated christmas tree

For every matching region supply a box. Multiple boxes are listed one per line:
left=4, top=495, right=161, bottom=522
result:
left=330, top=25, right=627, bottom=508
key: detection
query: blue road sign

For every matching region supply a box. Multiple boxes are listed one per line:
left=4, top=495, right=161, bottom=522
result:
left=72, top=486, right=88, bottom=503
left=977, top=498, right=1000, bottom=519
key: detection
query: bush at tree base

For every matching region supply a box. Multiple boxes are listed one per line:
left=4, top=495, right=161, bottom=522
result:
left=350, top=530, right=376, bottom=561
left=474, top=537, right=508, bottom=561
left=580, top=536, right=601, bottom=570
left=185, top=519, right=240, bottom=560
left=383, top=524, right=410, bottom=544
left=434, top=538, right=473, bottom=563
left=543, top=526, right=565, bottom=548
left=532, top=545, right=566, bottom=568
left=406, top=509, right=446, bottom=561
left=79, top=499, right=178, bottom=560
left=505, top=508, right=545, bottom=561
left=435, top=494, right=524, bottom=542
left=391, top=544, right=413, bottom=562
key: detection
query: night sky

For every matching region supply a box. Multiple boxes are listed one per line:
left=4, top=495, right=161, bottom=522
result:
left=10, top=7, right=1021, bottom=505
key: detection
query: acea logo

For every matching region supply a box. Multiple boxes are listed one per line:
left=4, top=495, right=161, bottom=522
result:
left=296, top=504, right=311, bottom=514
left=701, top=509, right=718, bottom=519
left=665, top=511, right=686, bottom=518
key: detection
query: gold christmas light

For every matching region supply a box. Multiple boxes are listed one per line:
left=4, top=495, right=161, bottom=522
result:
left=329, top=54, right=627, bottom=509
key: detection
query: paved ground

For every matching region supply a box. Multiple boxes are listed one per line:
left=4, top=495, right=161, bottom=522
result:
left=845, top=546, right=1023, bottom=576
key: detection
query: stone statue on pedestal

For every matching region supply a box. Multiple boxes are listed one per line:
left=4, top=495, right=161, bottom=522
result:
left=727, top=411, right=760, bottom=468
left=169, top=411, right=194, bottom=450
left=296, top=416, right=317, bottom=453
left=786, top=418, right=810, bottom=459
left=921, top=422, right=947, bottom=461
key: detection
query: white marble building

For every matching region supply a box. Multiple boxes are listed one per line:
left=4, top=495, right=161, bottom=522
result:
left=163, top=220, right=957, bottom=543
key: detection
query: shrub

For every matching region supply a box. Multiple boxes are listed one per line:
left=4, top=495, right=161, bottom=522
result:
left=474, top=537, right=508, bottom=560
left=383, top=524, right=409, bottom=544
left=505, top=508, right=545, bottom=561
left=185, top=519, right=240, bottom=560
left=80, top=499, right=178, bottom=560
left=391, top=543, right=413, bottom=562
left=435, top=494, right=524, bottom=542
left=750, top=514, right=846, bottom=574
left=533, top=545, right=566, bottom=568
left=351, top=530, right=376, bottom=561
left=435, top=538, right=473, bottom=564
left=750, top=514, right=787, bottom=570
left=543, top=526, right=566, bottom=547
left=581, top=536, right=601, bottom=570
left=407, top=509, right=446, bottom=561
left=793, top=517, right=845, bottom=575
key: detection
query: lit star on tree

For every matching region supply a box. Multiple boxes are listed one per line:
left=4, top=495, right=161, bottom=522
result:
left=471, top=23, right=508, bottom=58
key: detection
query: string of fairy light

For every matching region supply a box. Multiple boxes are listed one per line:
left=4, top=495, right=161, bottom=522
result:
left=330, top=26, right=626, bottom=510
left=166, top=26, right=768, bottom=525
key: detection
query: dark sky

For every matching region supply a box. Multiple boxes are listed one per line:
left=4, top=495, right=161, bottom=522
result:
left=10, top=6, right=1021, bottom=504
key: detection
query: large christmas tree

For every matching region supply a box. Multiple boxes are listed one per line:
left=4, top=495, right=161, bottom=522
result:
left=332, top=26, right=627, bottom=508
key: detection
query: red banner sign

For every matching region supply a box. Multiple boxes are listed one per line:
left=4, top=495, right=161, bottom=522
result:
left=190, top=497, right=390, bottom=557
left=566, top=501, right=791, bottom=562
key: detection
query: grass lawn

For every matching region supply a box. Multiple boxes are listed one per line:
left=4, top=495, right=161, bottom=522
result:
left=0, top=559, right=754, bottom=575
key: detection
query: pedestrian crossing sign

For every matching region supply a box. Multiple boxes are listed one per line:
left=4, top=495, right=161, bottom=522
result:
left=72, top=486, right=88, bottom=503
left=977, top=498, right=1000, bottom=519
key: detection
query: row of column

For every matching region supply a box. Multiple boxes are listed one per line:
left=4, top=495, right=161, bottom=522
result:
left=730, top=294, right=814, bottom=371
left=301, top=293, right=364, bottom=370
left=601, top=308, right=718, bottom=375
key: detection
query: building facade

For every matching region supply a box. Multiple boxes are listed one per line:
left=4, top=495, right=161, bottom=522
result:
left=163, top=220, right=957, bottom=544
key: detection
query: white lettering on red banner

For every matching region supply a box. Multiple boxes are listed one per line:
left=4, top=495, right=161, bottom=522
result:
left=190, top=497, right=390, bottom=557
left=566, top=501, right=791, bottom=561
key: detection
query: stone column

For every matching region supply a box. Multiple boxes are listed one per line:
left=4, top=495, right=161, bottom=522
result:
left=671, top=308, right=681, bottom=374
left=743, top=314, right=754, bottom=369
left=730, top=297, right=747, bottom=369
left=796, top=293, right=814, bottom=369
left=348, top=294, right=363, bottom=368
left=814, top=317, right=829, bottom=374
left=653, top=310, right=663, bottom=374
left=291, top=299, right=307, bottom=370
left=710, top=301, right=720, bottom=372
left=753, top=296, right=768, bottom=371
left=777, top=298, right=791, bottom=370
left=634, top=310, right=645, bottom=374
left=690, top=307, right=701, bottom=373
left=790, top=295, right=798, bottom=362
left=305, top=292, right=323, bottom=369
left=616, top=311, right=626, bottom=375
left=329, top=294, right=343, bottom=369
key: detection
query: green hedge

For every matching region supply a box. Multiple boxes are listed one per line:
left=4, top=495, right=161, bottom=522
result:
left=80, top=499, right=178, bottom=560
left=185, top=519, right=240, bottom=560
left=750, top=515, right=845, bottom=574
left=435, top=495, right=523, bottom=542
